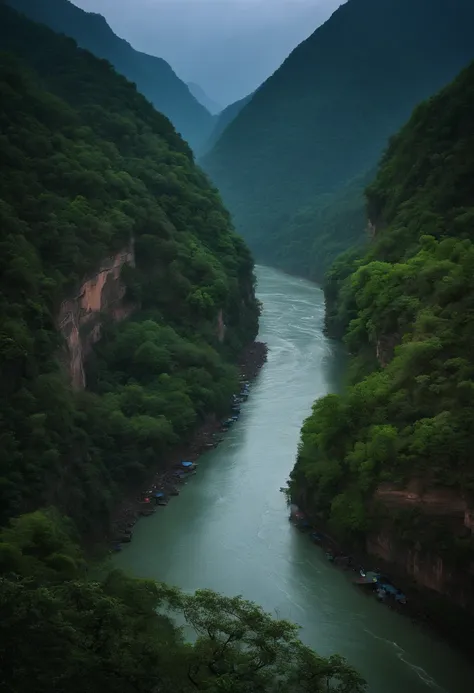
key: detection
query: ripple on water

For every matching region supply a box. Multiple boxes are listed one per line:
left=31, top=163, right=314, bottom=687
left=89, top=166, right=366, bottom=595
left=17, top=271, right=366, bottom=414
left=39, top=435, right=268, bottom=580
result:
left=115, top=266, right=474, bottom=693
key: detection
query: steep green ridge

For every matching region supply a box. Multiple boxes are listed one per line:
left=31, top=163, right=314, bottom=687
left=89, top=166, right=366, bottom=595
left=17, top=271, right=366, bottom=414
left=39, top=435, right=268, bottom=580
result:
left=5, top=0, right=214, bottom=151
left=203, top=92, right=254, bottom=154
left=0, top=510, right=366, bottom=692
left=291, top=62, right=474, bottom=609
left=202, top=0, right=474, bottom=280
left=0, top=3, right=258, bottom=531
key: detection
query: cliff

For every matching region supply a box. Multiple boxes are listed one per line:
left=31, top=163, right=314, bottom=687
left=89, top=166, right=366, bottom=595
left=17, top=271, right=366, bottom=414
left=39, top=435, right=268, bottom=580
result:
left=290, top=60, right=474, bottom=635
left=202, top=0, right=474, bottom=280
left=0, top=4, right=259, bottom=531
left=58, top=244, right=135, bottom=389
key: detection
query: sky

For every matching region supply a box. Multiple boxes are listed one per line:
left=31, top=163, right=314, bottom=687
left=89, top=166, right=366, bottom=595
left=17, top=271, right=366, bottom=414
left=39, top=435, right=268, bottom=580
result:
left=71, top=0, right=342, bottom=107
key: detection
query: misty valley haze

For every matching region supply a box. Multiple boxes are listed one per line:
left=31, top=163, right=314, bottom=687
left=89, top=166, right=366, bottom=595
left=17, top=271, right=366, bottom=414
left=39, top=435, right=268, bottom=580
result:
left=71, top=0, right=342, bottom=106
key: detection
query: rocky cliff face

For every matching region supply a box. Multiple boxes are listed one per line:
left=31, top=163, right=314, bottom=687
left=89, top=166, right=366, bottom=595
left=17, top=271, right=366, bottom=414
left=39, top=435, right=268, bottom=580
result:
left=368, top=482, right=474, bottom=609
left=57, top=242, right=136, bottom=388
left=367, top=529, right=474, bottom=610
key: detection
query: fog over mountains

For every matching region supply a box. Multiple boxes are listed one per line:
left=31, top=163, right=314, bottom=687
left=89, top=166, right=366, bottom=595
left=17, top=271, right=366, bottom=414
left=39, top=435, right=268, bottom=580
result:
left=71, top=0, right=343, bottom=106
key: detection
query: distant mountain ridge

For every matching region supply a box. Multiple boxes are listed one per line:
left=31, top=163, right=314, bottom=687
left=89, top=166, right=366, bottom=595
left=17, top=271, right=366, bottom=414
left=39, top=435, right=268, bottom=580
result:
left=187, top=81, right=222, bottom=115
left=6, top=0, right=214, bottom=151
left=202, top=0, right=474, bottom=278
left=202, top=92, right=254, bottom=155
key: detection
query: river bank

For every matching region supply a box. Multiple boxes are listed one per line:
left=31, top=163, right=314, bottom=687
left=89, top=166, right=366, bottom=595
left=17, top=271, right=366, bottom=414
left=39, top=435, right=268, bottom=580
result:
left=112, top=266, right=474, bottom=693
left=106, top=340, right=268, bottom=547
left=289, top=504, right=474, bottom=657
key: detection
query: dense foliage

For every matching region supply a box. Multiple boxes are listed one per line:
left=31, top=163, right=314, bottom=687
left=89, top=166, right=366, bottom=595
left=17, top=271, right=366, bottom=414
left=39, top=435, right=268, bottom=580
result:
left=291, top=62, right=474, bottom=569
left=0, top=3, right=258, bottom=531
left=0, top=510, right=366, bottom=692
left=202, top=0, right=474, bottom=280
left=6, top=0, right=214, bottom=151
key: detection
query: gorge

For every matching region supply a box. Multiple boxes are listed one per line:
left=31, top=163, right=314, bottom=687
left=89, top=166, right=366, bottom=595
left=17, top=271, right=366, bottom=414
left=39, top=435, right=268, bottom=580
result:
left=1, top=0, right=474, bottom=690
left=114, top=266, right=474, bottom=693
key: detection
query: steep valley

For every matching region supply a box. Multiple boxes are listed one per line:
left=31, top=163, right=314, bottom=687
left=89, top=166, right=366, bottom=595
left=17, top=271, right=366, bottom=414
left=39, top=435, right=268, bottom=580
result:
left=290, top=58, right=474, bottom=649
left=2, top=0, right=474, bottom=689
left=202, top=0, right=474, bottom=281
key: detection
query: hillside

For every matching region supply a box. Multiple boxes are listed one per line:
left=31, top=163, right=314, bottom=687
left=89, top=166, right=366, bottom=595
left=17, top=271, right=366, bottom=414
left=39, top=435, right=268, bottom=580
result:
left=187, top=81, right=222, bottom=114
left=290, top=61, right=474, bottom=635
left=203, top=92, right=254, bottom=154
left=0, top=2, right=259, bottom=531
left=6, top=0, right=214, bottom=151
left=202, top=0, right=474, bottom=279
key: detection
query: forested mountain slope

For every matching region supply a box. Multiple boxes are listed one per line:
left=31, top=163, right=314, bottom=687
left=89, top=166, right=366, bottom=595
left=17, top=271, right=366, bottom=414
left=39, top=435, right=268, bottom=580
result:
left=0, top=3, right=259, bottom=531
left=187, top=81, right=222, bottom=115
left=291, top=61, right=474, bottom=629
left=202, top=0, right=474, bottom=279
left=203, top=92, right=254, bottom=154
left=5, top=0, right=214, bottom=151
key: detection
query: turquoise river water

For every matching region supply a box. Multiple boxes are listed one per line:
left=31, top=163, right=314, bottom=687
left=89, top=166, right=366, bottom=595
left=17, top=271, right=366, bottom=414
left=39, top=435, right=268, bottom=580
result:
left=115, top=265, right=472, bottom=693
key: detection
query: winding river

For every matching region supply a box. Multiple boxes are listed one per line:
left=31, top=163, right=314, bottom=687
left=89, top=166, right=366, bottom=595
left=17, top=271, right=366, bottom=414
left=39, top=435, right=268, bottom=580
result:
left=115, top=265, right=472, bottom=693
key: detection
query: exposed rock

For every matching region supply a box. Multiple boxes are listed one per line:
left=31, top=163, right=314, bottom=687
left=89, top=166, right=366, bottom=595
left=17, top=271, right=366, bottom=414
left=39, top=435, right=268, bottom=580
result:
left=375, top=332, right=399, bottom=367
left=57, top=241, right=136, bottom=388
left=217, top=308, right=226, bottom=343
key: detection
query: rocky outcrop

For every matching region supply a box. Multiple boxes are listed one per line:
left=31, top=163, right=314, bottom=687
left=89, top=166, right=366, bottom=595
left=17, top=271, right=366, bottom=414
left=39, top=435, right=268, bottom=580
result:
left=368, top=481, right=474, bottom=609
left=375, top=333, right=399, bottom=368
left=217, top=308, right=226, bottom=343
left=367, top=529, right=474, bottom=609
left=57, top=242, right=136, bottom=388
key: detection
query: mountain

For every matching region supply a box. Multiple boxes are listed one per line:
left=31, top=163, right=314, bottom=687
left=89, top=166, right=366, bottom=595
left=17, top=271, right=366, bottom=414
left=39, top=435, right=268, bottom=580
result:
left=187, top=81, right=222, bottom=114
left=202, top=0, right=474, bottom=279
left=0, top=1, right=259, bottom=529
left=291, top=60, right=474, bottom=644
left=5, top=0, right=214, bottom=151
left=203, top=92, right=254, bottom=155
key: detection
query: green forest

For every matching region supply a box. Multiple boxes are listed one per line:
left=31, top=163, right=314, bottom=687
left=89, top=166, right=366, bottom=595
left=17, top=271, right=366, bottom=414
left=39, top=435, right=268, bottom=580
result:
left=6, top=0, right=214, bottom=151
left=291, top=60, right=474, bottom=601
left=202, top=0, right=474, bottom=281
left=0, top=1, right=260, bottom=531
left=0, top=509, right=365, bottom=692
left=0, top=4, right=367, bottom=690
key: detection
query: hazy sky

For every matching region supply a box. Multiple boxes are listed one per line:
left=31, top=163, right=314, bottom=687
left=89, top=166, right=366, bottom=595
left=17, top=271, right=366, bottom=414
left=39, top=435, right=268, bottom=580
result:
left=71, top=0, right=342, bottom=107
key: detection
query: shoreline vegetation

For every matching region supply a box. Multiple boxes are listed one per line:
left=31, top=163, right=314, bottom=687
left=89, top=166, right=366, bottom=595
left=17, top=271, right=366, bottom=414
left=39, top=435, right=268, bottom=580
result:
left=289, top=60, right=474, bottom=658
left=106, top=341, right=268, bottom=548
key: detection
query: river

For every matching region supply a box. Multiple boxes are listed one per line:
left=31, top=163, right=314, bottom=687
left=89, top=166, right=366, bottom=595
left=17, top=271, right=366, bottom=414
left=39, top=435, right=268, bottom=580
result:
left=115, top=265, right=472, bottom=693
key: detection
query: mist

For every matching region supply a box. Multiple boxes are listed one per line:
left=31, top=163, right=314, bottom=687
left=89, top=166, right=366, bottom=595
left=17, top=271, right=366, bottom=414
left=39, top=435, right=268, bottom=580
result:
left=71, top=0, right=343, bottom=106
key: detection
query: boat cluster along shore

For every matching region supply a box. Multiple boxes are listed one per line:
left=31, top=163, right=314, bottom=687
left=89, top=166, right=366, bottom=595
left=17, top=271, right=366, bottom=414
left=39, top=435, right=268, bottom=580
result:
left=289, top=505, right=408, bottom=610
left=108, top=341, right=268, bottom=551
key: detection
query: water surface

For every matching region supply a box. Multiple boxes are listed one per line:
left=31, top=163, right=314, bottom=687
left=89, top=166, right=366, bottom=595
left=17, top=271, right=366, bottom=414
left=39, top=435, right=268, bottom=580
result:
left=116, top=266, right=471, bottom=693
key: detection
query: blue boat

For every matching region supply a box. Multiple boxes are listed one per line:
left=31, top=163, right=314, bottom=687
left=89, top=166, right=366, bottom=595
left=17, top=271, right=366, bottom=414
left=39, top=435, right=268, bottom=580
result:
left=310, top=532, right=323, bottom=544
